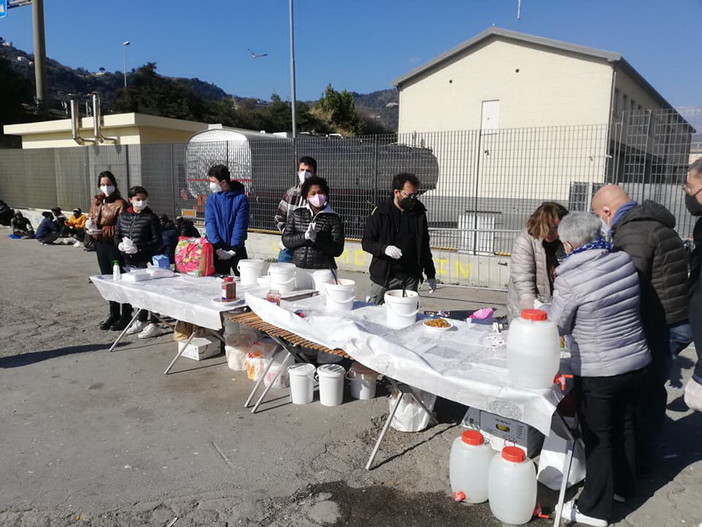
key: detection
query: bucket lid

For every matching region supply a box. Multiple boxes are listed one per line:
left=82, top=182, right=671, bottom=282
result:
left=461, top=430, right=484, bottom=445
left=317, top=364, right=346, bottom=378
left=223, top=276, right=234, bottom=282
left=288, top=363, right=316, bottom=376
left=520, top=309, right=548, bottom=321
left=501, top=446, right=526, bottom=463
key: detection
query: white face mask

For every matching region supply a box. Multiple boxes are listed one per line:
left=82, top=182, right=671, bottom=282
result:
left=298, top=170, right=312, bottom=184
left=100, top=185, right=115, bottom=196
left=209, top=181, right=222, bottom=193
left=132, top=200, right=148, bottom=212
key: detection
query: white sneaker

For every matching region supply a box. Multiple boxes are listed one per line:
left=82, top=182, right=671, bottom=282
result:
left=559, top=500, right=608, bottom=527
left=138, top=323, right=161, bottom=339
left=73, top=240, right=83, bottom=247
left=684, top=377, right=702, bottom=412
left=125, top=320, right=147, bottom=335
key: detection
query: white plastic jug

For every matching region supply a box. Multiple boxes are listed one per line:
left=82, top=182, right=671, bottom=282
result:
left=506, top=309, right=560, bottom=389
left=450, top=430, right=495, bottom=504
left=237, top=258, right=265, bottom=287
left=268, top=262, right=297, bottom=293
left=316, top=364, right=346, bottom=407
left=384, top=289, right=419, bottom=329
left=288, top=363, right=316, bottom=404
left=309, top=269, right=334, bottom=293
left=325, top=279, right=356, bottom=314
left=488, top=446, right=537, bottom=525
left=346, top=363, right=378, bottom=400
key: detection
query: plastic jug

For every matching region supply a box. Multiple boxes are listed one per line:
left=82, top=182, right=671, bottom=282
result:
left=506, top=309, right=560, bottom=389
left=449, top=430, right=495, bottom=504
left=488, top=446, right=537, bottom=525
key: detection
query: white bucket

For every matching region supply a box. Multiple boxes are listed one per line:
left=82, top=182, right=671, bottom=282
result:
left=384, top=289, right=419, bottom=329
left=325, top=279, right=355, bottom=314
left=268, top=262, right=297, bottom=293
left=237, top=258, right=265, bottom=287
left=346, top=364, right=378, bottom=400
left=316, top=364, right=346, bottom=407
left=288, top=363, right=316, bottom=404
left=309, top=269, right=334, bottom=293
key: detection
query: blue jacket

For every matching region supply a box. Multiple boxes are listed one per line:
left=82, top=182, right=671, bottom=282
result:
left=204, top=182, right=249, bottom=250
left=36, top=217, right=58, bottom=239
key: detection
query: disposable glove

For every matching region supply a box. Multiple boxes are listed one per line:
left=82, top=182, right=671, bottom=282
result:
left=126, top=244, right=138, bottom=255
left=216, top=248, right=236, bottom=260
left=427, top=278, right=437, bottom=293
left=384, top=245, right=403, bottom=259
left=278, top=240, right=286, bottom=251
left=304, top=222, right=317, bottom=242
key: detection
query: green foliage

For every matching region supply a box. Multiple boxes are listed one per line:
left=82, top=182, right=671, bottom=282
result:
left=0, top=54, right=32, bottom=125
left=313, top=84, right=365, bottom=135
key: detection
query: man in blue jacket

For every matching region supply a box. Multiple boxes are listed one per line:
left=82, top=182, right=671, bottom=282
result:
left=205, top=164, right=249, bottom=275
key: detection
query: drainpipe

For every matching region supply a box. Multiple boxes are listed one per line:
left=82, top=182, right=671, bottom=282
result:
left=70, top=100, right=85, bottom=145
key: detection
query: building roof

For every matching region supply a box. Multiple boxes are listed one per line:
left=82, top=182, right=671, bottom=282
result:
left=392, top=27, right=672, bottom=109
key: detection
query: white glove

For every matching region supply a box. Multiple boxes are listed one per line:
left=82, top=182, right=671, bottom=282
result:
left=384, top=245, right=403, bottom=259
left=216, top=248, right=236, bottom=260
left=427, top=278, right=437, bottom=293
left=126, top=244, right=138, bottom=255
left=85, top=218, right=99, bottom=234
left=304, top=222, right=317, bottom=242
left=278, top=240, right=286, bottom=251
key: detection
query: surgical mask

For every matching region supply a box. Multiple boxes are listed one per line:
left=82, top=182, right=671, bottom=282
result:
left=399, top=196, right=417, bottom=210
left=209, top=182, right=221, bottom=193
left=308, top=194, right=327, bottom=208
left=100, top=185, right=115, bottom=196
left=685, top=193, right=702, bottom=216
left=132, top=200, right=148, bottom=212
left=298, top=170, right=312, bottom=184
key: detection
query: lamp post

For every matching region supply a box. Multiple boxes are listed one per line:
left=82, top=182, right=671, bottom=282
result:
left=122, top=41, right=130, bottom=88
left=288, top=0, right=297, bottom=139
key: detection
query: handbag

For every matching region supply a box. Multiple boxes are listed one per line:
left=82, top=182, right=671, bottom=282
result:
left=174, top=236, right=215, bottom=277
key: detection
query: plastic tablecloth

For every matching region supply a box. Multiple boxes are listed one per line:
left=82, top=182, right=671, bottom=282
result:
left=245, top=292, right=565, bottom=435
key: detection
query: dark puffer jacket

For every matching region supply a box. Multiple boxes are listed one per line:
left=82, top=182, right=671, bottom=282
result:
left=114, top=206, right=163, bottom=265
left=611, top=200, right=688, bottom=326
left=282, top=204, right=344, bottom=269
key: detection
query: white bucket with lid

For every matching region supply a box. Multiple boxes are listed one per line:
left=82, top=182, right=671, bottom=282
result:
left=506, top=309, right=560, bottom=389
left=316, top=364, right=346, bottom=407
left=268, top=262, right=297, bottom=293
left=384, top=289, right=419, bottom=328
left=288, top=363, right=316, bottom=404
left=488, top=446, right=537, bottom=525
left=346, top=363, right=378, bottom=400
left=309, top=269, right=334, bottom=293
left=237, top=258, right=265, bottom=287
left=325, top=279, right=355, bottom=314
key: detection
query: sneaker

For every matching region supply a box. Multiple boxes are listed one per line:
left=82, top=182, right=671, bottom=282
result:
left=125, top=320, right=147, bottom=335
left=109, top=316, right=132, bottom=331
left=73, top=240, right=83, bottom=247
left=138, top=323, right=161, bottom=339
left=684, top=377, right=702, bottom=412
left=99, top=315, right=119, bottom=330
left=559, top=500, right=608, bottom=527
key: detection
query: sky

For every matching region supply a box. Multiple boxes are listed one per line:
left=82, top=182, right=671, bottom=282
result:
left=0, top=0, right=700, bottom=106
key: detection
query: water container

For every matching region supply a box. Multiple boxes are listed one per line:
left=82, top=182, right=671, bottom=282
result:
left=488, top=446, right=537, bottom=525
left=449, top=430, right=495, bottom=504
left=506, top=309, right=560, bottom=389
left=112, top=260, right=121, bottom=280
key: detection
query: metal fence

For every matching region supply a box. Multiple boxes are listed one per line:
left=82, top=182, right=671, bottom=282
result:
left=1, top=107, right=699, bottom=255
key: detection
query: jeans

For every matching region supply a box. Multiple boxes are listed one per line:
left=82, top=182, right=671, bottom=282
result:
left=277, top=248, right=294, bottom=263
left=669, top=322, right=693, bottom=357
left=367, top=274, right=420, bottom=305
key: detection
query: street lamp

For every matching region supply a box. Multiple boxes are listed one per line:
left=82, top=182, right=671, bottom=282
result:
left=122, top=41, right=130, bottom=88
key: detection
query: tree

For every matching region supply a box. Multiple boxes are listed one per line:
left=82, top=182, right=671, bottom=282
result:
left=0, top=54, right=32, bottom=126
left=313, top=84, right=365, bottom=135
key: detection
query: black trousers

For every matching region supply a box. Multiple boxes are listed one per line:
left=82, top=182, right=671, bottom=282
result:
left=575, top=367, right=647, bottom=521
left=95, top=241, right=132, bottom=318
left=214, top=246, right=248, bottom=276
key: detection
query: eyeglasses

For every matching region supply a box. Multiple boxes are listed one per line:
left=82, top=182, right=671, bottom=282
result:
left=398, top=190, right=418, bottom=199
left=682, top=183, right=702, bottom=197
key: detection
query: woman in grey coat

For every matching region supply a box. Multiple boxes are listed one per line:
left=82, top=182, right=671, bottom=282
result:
left=551, top=212, right=651, bottom=527
left=507, top=202, right=568, bottom=320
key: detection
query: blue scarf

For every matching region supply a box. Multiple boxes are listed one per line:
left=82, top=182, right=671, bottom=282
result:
left=567, top=236, right=612, bottom=258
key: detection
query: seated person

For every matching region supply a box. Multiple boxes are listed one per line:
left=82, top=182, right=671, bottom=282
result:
left=65, top=208, right=87, bottom=244
left=282, top=176, right=345, bottom=270
left=159, top=214, right=179, bottom=264
left=51, top=207, right=69, bottom=236
left=35, top=211, right=60, bottom=244
left=0, top=200, right=14, bottom=226
left=11, top=211, right=34, bottom=238
left=175, top=215, right=201, bottom=237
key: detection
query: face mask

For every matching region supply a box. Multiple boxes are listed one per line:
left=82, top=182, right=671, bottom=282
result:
left=686, top=193, right=702, bottom=216
left=100, top=185, right=115, bottom=196
left=298, top=170, right=312, bottom=184
left=132, top=200, right=147, bottom=212
left=209, top=182, right=221, bottom=193
left=399, top=197, right=416, bottom=210
left=308, top=194, right=327, bottom=208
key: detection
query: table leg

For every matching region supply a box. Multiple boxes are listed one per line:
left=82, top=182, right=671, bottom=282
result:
left=164, top=330, right=197, bottom=375
left=109, top=309, right=142, bottom=352
left=251, top=350, right=293, bottom=414
left=365, top=391, right=404, bottom=470
left=244, top=345, right=282, bottom=409
left=553, top=412, right=576, bottom=526
left=387, top=379, right=438, bottom=426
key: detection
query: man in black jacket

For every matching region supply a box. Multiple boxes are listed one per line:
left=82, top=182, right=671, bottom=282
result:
left=362, top=173, right=436, bottom=304
left=593, top=184, right=688, bottom=463
left=682, top=157, right=702, bottom=411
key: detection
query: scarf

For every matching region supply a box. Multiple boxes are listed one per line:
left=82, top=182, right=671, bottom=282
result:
left=566, top=236, right=612, bottom=258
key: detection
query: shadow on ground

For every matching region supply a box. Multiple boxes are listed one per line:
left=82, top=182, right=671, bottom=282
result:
left=0, top=343, right=110, bottom=368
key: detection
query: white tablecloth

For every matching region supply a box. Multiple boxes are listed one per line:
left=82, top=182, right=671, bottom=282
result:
left=91, top=274, right=254, bottom=330
left=245, top=292, right=565, bottom=435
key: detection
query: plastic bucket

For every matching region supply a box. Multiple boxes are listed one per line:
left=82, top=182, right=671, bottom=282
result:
left=346, top=365, right=378, bottom=400
left=384, top=289, right=419, bottom=329
left=268, top=262, right=297, bottom=293
left=309, top=269, right=334, bottom=293
left=288, top=363, right=316, bottom=404
left=237, top=258, right=264, bottom=287
left=316, top=364, right=346, bottom=407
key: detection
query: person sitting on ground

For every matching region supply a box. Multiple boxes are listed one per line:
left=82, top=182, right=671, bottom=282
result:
left=175, top=215, right=201, bottom=238
left=51, top=207, right=68, bottom=236
left=35, top=211, right=61, bottom=245
left=159, top=214, right=179, bottom=264
left=550, top=212, right=651, bottom=527
left=65, top=208, right=86, bottom=245
left=282, top=176, right=345, bottom=270
left=114, top=185, right=163, bottom=339
left=0, top=200, right=14, bottom=226
left=11, top=211, right=34, bottom=238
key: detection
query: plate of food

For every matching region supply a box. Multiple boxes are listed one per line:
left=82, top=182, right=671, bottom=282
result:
left=422, top=317, right=453, bottom=333
left=211, top=297, right=244, bottom=307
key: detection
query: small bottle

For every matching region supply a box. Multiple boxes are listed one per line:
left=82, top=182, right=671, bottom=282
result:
left=221, top=276, right=236, bottom=302
left=112, top=260, right=121, bottom=281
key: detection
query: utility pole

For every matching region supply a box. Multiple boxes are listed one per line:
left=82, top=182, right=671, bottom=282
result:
left=288, top=0, right=297, bottom=139
left=7, top=0, right=47, bottom=109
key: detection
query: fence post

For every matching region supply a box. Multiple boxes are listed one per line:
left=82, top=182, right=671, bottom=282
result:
left=471, top=131, right=483, bottom=256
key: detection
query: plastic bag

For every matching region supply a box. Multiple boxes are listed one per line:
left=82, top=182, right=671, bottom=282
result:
left=175, top=236, right=214, bottom=277
left=224, top=329, right=258, bottom=371
left=263, top=352, right=290, bottom=389
left=536, top=417, right=586, bottom=490
left=389, top=387, right=437, bottom=432
left=245, top=337, right=278, bottom=381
